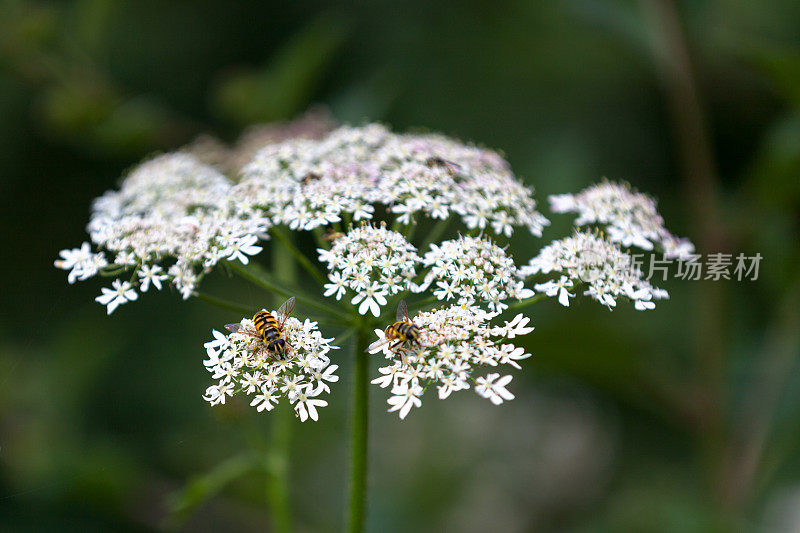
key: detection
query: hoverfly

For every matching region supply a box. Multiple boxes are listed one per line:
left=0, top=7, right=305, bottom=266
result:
left=425, top=156, right=461, bottom=176
left=301, top=172, right=321, bottom=185
left=323, top=229, right=344, bottom=242
left=225, top=296, right=295, bottom=360
left=367, top=300, right=422, bottom=354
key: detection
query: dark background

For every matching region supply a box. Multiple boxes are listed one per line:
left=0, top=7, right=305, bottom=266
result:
left=2, top=1, right=800, bottom=531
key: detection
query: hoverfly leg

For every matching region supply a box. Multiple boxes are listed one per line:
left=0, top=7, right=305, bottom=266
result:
left=388, top=339, right=406, bottom=354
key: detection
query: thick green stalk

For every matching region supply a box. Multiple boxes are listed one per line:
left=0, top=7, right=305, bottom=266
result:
left=345, top=329, right=371, bottom=533
left=266, top=238, right=295, bottom=533
left=265, top=402, right=292, bottom=533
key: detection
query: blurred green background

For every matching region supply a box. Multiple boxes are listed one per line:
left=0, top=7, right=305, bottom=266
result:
left=2, top=0, right=800, bottom=531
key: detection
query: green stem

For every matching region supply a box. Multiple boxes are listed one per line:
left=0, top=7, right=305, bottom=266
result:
left=505, top=293, right=548, bottom=312
left=266, top=235, right=295, bottom=533
left=418, top=218, right=451, bottom=252
left=312, top=227, right=330, bottom=250
left=333, top=327, right=358, bottom=348
left=266, top=404, right=292, bottom=533
left=228, top=261, right=343, bottom=318
left=270, top=227, right=328, bottom=285
left=345, top=329, right=371, bottom=533
left=404, top=223, right=417, bottom=244
left=194, top=291, right=258, bottom=315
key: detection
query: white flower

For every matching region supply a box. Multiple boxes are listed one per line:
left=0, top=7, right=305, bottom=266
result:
left=203, top=383, right=233, bottom=406
left=294, top=392, right=328, bottom=422
left=95, top=279, right=138, bottom=314
left=534, top=277, right=574, bottom=307
left=202, top=312, right=338, bottom=420
left=549, top=180, right=694, bottom=259
left=371, top=304, right=533, bottom=418
left=351, top=283, right=388, bottom=317
left=250, top=388, right=280, bottom=412
left=319, top=224, right=420, bottom=316
left=491, top=314, right=535, bottom=339
left=387, top=381, right=423, bottom=420
left=474, top=374, right=515, bottom=405
left=55, top=242, right=108, bottom=284
left=310, top=364, right=340, bottom=395
left=225, top=234, right=263, bottom=265
left=323, top=271, right=347, bottom=300
left=419, top=235, right=533, bottom=312
left=522, top=230, right=668, bottom=310
left=138, top=264, right=167, bottom=292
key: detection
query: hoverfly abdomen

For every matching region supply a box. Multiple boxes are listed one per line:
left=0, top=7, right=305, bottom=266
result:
left=268, top=338, right=289, bottom=359
left=226, top=297, right=296, bottom=360
left=253, top=310, right=282, bottom=343
left=366, top=300, right=423, bottom=354
left=387, top=322, right=420, bottom=344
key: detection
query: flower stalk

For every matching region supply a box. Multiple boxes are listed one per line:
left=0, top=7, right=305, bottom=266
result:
left=346, top=329, right=371, bottom=533
left=267, top=238, right=296, bottom=533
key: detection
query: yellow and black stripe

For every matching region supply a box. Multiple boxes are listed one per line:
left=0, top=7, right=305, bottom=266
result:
left=386, top=321, right=421, bottom=344
left=253, top=310, right=280, bottom=342
left=253, top=310, right=288, bottom=357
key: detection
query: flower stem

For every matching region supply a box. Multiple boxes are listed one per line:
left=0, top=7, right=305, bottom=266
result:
left=505, top=293, right=548, bottom=312
left=418, top=218, right=451, bottom=252
left=194, top=291, right=258, bottom=315
left=270, top=226, right=328, bottom=285
left=345, top=329, right=371, bottom=533
left=266, top=235, right=296, bottom=533
left=266, top=403, right=292, bottom=533
left=228, top=261, right=343, bottom=318
left=333, top=327, right=358, bottom=348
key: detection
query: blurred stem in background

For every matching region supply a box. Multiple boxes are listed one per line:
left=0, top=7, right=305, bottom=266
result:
left=642, top=0, right=732, bottom=514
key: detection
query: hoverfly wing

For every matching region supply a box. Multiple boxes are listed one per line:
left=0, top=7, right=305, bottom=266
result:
left=366, top=337, right=390, bottom=354
left=224, top=323, right=243, bottom=333
left=276, top=296, right=296, bottom=329
left=396, top=300, right=409, bottom=323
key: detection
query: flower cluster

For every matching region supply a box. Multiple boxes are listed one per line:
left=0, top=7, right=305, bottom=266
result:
left=54, top=241, right=108, bottom=284
left=203, top=315, right=339, bottom=421
left=369, top=305, right=534, bottom=419
left=318, top=224, right=421, bottom=317
left=55, top=154, right=269, bottom=313
left=549, top=180, right=694, bottom=259
left=54, top=110, right=696, bottom=423
left=184, top=106, right=336, bottom=175
left=521, top=230, right=668, bottom=310
left=419, top=235, right=533, bottom=312
left=235, top=124, right=549, bottom=236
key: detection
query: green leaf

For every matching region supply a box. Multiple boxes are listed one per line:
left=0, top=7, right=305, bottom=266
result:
left=212, top=13, right=350, bottom=125
left=166, top=452, right=259, bottom=528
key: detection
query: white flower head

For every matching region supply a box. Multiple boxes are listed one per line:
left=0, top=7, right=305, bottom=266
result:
left=522, top=230, right=668, bottom=310
left=419, top=235, right=534, bottom=313
left=54, top=242, right=108, bottom=284
left=318, top=224, right=421, bottom=317
left=549, top=180, right=694, bottom=259
left=57, top=153, right=270, bottom=310
left=236, top=124, right=549, bottom=236
left=370, top=304, right=533, bottom=418
left=203, top=313, right=338, bottom=421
